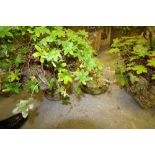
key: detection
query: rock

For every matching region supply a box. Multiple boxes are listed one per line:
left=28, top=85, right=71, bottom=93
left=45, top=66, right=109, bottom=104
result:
left=22, top=64, right=51, bottom=90
left=81, top=77, right=110, bottom=95
left=126, top=76, right=155, bottom=109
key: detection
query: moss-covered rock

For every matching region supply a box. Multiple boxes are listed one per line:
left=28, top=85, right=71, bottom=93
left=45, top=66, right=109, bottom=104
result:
left=126, top=76, right=155, bottom=109
left=81, top=77, right=110, bottom=95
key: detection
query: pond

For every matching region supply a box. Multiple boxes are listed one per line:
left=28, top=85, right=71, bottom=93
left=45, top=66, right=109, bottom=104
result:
left=0, top=51, right=155, bottom=129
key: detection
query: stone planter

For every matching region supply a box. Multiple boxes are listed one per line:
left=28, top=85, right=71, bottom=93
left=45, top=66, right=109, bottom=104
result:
left=126, top=76, right=155, bottom=109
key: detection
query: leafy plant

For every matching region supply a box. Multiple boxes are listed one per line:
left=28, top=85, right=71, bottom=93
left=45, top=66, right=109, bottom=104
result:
left=133, top=45, right=148, bottom=57
left=0, top=27, right=13, bottom=38
left=2, top=83, right=21, bottom=94
left=8, top=69, right=20, bottom=82
left=58, top=70, right=73, bottom=85
left=12, top=97, right=34, bottom=118
left=0, top=26, right=103, bottom=118
left=26, top=78, right=39, bottom=93
left=147, top=58, right=155, bottom=67
left=75, top=70, right=92, bottom=85
left=109, top=34, right=155, bottom=87
left=127, top=65, right=148, bottom=74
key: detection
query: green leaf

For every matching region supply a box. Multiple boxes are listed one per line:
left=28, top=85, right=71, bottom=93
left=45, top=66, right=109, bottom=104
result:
left=13, top=55, right=24, bottom=67
left=107, top=48, right=120, bottom=54
left=26, top=79, right=39, bottom=93
left=127, top=65, right=147, bottom=74
left=8, top=69, right=20, bottom=82
left=0, top=27, right=13, bottom=38
left=133, top=45, right=148, bottom=57
left=49, top=78, right=55, bottom=90
left=63, top=41, right=76, bottom=55
left=57, top=87, right=68, bottom=97
left=75, top=70, right=92, bottom=85
left=12, top=97, right=34, bottom=118
left=35, top=45, right=42, bottom=52
left=0, top=44, right=16, bottom=57
left=18, top=46, right=29, bottom=54
left=2, top=83, right=21, bottom=94
left=147, top=58, right=155, bottom=67
left=34, top=27, right=50, bottom=38
left=58, top=70, right=72, bottom=85
left=116, top=74, right=128, bottom=86
left=0, top=59, right=12, bottom=69
left=77, top=30, right=88, bottom=37
left=45, top=49, right=61, bottom=62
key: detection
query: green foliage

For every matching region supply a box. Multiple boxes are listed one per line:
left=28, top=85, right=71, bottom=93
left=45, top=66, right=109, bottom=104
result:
left=115, top=66, right=128, bottom=86
left=13, top=55, right=24, bottom=67
left=57, top=86, right=68, bottom=97
left=109, top=34, right=155, bottom=86
left=0, top=27, right=13, bottom=38
left=133, top=45, right=148, bottom=57
left=0, top=44, right=16, bottom=57
left=58, top=70, right=73, bottom=85
left=12, top=97, right=34, bottom=118
left=75, top=69, right=92, bottom=85
left=114, top=26, right=140, bottom=34
left=147, top=58, right=155, bottom=67
left=0, top=59, right=12, bottom=69
left=116, top=74, right=128, bottom=86
left=49, top=78, right=55, bottom=90
left=2, top=83, right=21, bottom=94
left=127, top=65, right=148, bottom=74
left=26, top=79, right=39, bottom=93
left=107, top=48, right=120, bottom=54
left=0, top=26, right=103, bottom=117
left=8, top=69, right=20, bottom=82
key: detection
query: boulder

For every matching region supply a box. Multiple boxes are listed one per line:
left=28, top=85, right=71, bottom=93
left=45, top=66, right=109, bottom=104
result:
left=81, top=77, right=110, bottom=95
left=126, top=76, right=155, bottom=109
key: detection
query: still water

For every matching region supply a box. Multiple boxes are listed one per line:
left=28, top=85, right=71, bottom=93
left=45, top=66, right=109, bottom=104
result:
left=0, top=52, right=155, bottom=128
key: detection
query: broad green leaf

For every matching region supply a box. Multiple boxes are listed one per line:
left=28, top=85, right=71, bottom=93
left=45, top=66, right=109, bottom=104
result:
left=127, top=65, right=147, bottom=74
left=147, top=58, right=155, bottom=67
left=75, top=70, right=92, bottom=85
left=58, top=70, right=72, bottom=85
left=12, top=97, right=34, bottom=118
left=35, top=45, right=42, bottom=52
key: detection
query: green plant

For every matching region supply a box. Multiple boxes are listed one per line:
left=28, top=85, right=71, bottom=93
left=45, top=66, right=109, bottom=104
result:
left=147, top=58, right=155, bottom=67
left=12, top=97, right=34, bottom=118
left=108, top=35, right=155, bottom=87
left=26, top=78, right=39, bottom=94
left=114, top=26, right=140, bottom=34
left=127, top=65, right=148, bottom=74
left=0, top=27, right=13, bottom=38
left=0, top=26, right=103, bottom=118
left=75, top=69, right=92, bottom=85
